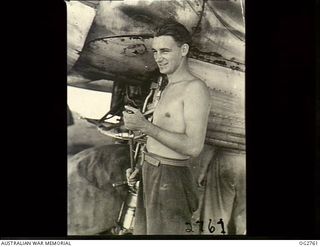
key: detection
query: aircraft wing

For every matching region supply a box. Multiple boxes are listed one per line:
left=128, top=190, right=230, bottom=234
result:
left=67, top=0, right=246, bottom=150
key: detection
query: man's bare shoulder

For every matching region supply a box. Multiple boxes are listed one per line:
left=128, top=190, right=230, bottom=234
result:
left=186, top=77, right=207, bottom=87
left=183, top=77, right=211, bottom=122
left=184, top=77, right=210, bottom=99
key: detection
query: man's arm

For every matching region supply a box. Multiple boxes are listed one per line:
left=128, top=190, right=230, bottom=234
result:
left=123, top=81, right=211, bottom=157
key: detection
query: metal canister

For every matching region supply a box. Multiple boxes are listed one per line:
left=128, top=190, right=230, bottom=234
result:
left=116, top=181, right=139, bottom=233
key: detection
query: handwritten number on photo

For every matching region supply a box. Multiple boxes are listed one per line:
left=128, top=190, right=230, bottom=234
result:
left=217, top=218, right=226, bottom=234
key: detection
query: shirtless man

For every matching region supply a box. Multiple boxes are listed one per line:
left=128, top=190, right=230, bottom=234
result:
left=123, top=21, right=211, bottom=235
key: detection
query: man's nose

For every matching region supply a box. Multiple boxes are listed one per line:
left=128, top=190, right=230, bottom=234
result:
left=155, top=53, right=163, bottom=62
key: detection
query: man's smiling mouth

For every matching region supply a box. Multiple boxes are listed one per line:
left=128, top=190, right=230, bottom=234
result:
left=158, top=63, right=168, bottom=67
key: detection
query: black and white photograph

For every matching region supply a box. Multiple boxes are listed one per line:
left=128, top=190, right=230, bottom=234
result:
left=1, top=0, right=318, bottom=242
left=67, top=0, right=245, bottom=236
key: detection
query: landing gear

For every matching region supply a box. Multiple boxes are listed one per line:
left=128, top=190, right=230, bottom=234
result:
left=96, top=77, right=161, bottom=235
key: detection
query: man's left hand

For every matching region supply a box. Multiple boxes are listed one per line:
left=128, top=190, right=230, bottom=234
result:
left=123, top=105, right=149, bottom=131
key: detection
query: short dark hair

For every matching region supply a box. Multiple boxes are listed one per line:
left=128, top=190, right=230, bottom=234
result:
left=154, top=20, right=192, bottom=47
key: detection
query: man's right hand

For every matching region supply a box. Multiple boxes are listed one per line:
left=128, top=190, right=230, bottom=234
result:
left=126, top=168, right=140, bottom=186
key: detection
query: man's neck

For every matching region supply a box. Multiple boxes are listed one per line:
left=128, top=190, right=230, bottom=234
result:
left=167, top=59, right=192, bottom=84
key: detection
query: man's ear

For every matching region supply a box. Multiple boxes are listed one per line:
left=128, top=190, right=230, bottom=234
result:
left=181, top=44, right=189, bottom=56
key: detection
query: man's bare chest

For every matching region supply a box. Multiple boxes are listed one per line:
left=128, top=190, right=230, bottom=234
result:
left=153, top=88, right=184, bottom=127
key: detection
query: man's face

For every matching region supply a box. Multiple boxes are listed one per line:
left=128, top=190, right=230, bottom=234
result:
left=152, top=36, right=185, bottom=75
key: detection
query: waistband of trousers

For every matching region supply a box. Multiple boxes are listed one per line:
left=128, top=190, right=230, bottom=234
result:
left=142, top=150, right=190, bottom=167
